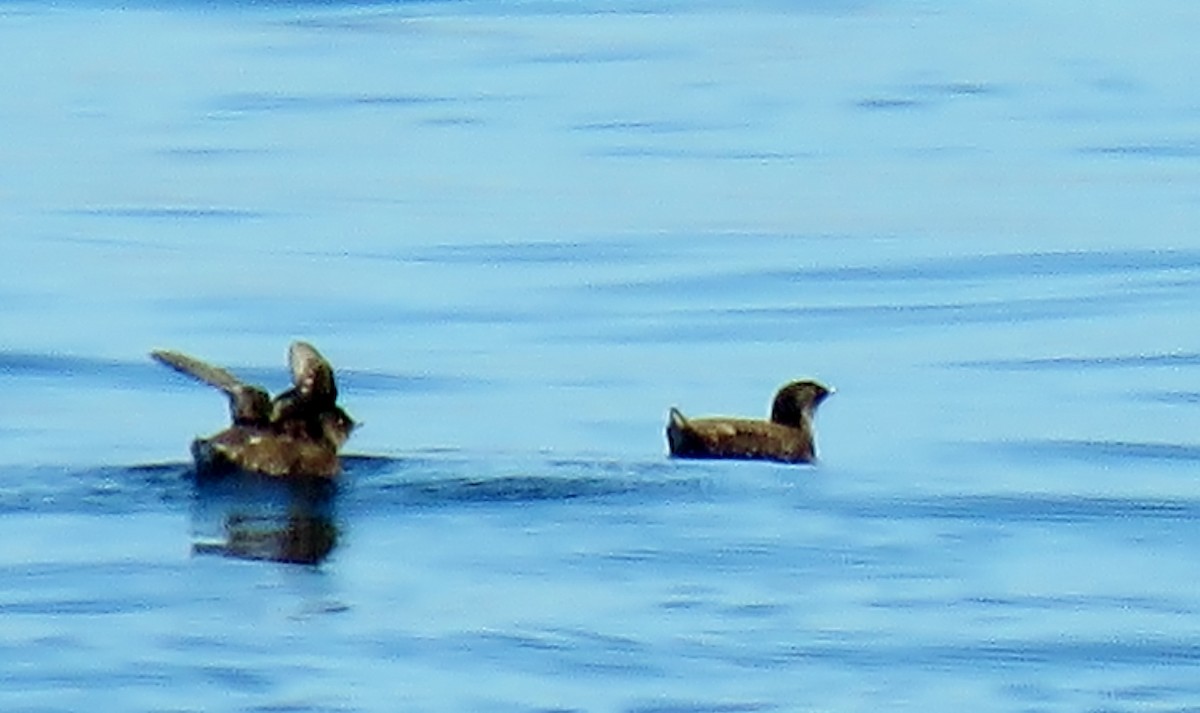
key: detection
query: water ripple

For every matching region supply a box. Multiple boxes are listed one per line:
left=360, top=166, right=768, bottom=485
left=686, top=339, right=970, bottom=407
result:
left=589, top=292, right=1167, bottom=343
left=953, top=352, right=1200, bottom=371
left=820, top=493, right=1200, bottom=524
left=1081, top=141, right=1200, bottom=159
left=0, top=456, right=707, bottom=516
left=0, top=350, right=455, bottom=396
left=627, top=702, right=775, bottom=713
left=592, top=146, right=809, bottom=161
left=596, top=248, right=1200, bottom=294
left=403, top=239, right=670, bottom=266
left=0, top=464, right=193, bottom=515
left=209, top=91, right=455, bottom=116
left=855, top=81, right=1001, bottom=112
left=344, top=457, right=703, bottom=508
left=65, top=206, right=267, bottom=221
left=988, top=438, right=1200, bottom=464
left=766, top=638, right=1200, bottom=670
left=0, top=351, right=153, bottom=387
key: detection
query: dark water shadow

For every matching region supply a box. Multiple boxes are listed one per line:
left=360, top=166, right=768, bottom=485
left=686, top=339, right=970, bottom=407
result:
left=0, top=452, right=703, bottom=511
left=0, top=462, right=194, bottom=516
left=188, top=453, right=711, bottom=563
left=0, top=460, right=341, bottom=564
left=0, top=453, right=712, bottom=557
left=338, top=453, right=708, bottom=510
left=189, top=471, right=339, bottom=566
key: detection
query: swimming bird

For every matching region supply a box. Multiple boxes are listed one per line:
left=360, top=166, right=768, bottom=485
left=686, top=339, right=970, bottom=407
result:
left=152, top=341, right=355, bottom=479
left=666, top=380, right=832, bottom=464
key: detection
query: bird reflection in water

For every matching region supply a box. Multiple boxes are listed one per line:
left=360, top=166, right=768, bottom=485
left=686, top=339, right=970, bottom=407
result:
left=189, top=472, right=339, bottom=565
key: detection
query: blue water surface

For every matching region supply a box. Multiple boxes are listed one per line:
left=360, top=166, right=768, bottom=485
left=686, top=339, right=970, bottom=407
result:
left=3, top=0, right=1200, bottom=710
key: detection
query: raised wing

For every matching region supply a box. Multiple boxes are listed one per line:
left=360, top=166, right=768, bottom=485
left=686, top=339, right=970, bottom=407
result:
left=152, top=349, right=272, bottom=426
left=288, top=341, right=337, bottom=404
left=152, top=349, right=247, bottom=394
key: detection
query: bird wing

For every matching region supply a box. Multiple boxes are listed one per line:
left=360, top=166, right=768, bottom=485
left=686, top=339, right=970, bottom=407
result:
left=288, top=341, right=337, bottom=403
left=151, top=349, right=251, bottom=396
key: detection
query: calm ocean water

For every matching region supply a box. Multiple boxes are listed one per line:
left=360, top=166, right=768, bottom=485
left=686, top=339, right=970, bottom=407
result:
left=4, top=1, right=1200, bottom=710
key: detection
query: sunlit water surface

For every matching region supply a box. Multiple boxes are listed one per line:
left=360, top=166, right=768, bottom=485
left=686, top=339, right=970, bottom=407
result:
left=3, top=1, right=1200, bottom=710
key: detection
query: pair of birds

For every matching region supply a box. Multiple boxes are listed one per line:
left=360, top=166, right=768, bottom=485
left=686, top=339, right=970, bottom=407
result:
left=152, top=342, right=832, bottom=479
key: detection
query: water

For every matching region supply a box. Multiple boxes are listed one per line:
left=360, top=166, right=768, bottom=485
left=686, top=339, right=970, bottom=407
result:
left=3, top=0, right=1200, bottom=710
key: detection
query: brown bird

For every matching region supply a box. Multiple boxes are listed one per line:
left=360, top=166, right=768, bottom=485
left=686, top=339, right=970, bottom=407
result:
left=152, top=341, right=355, bottom=479
left=666, top=380, right=832, bottom=464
